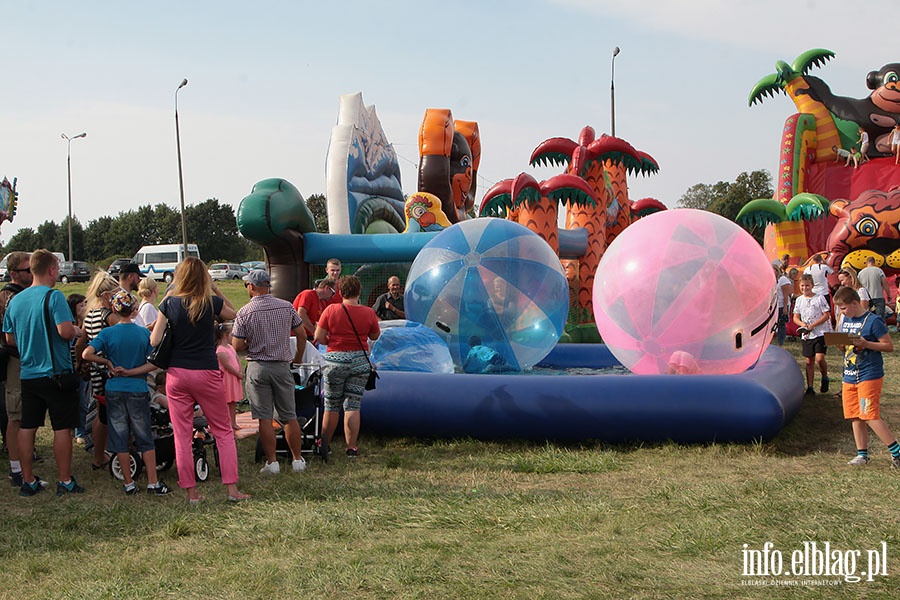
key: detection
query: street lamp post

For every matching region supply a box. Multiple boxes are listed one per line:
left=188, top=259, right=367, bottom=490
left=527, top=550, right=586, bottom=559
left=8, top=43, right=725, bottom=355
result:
left=175, top=78, right=189, bottom=257
left=610, top=47, right=620, bottom=137
left=61, top=132, right=87, bottom=261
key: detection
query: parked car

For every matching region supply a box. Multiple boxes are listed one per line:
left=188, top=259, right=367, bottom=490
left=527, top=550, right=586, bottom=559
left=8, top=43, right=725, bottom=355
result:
left=107, top=258, right=135, bottom=277
left=208, top=263, right=246, bottom=281
left=241, top=261, right=266, bottom=271
left=59, top=261, right=91, bottom=284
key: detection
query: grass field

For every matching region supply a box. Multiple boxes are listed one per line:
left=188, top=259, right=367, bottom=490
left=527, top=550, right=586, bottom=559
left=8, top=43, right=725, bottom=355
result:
left=2, top=285, right=899, bottom=598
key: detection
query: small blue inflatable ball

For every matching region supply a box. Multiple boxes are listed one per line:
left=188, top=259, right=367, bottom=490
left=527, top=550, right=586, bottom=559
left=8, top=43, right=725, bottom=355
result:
left=405, top=218, right=568, bottom=371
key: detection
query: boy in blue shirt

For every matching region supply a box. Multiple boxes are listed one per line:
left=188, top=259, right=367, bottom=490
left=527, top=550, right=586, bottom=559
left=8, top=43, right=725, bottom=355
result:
left=833, top=286, right=900, bottom=468
left=83, top=291, right=170, bottom=495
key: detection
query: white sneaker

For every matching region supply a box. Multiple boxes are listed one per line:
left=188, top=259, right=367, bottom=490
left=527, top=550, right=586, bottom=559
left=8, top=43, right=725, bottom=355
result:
left=292, top=458, right=307, bottom=473
left=259, top=461, right=280, bottom=474
left=847, top=455, right=870, bottom=466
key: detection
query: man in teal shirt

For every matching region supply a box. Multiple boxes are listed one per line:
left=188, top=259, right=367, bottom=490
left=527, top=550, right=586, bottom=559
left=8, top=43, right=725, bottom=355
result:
left=2, top=249, right=82, bottom=497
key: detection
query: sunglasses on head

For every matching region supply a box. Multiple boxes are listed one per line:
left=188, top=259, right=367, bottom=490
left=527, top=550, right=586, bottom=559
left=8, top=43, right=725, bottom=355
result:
left=11, top=268, right=30, bottom=273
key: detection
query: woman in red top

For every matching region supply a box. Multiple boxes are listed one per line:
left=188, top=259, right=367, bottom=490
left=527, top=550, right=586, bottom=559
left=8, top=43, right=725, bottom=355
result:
left=315, top=275, right=380, bottom=457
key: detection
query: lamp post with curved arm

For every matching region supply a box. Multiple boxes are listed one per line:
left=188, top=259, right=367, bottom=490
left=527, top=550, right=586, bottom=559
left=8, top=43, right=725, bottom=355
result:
left=61, top=131, right=87, bottom=262
left=611, top=47, right=620, bottom=137
left=175, top=78, right=189, bottom=257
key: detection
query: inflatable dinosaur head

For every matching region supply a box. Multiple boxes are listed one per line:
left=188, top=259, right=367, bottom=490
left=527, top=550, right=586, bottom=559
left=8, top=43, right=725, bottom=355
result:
left=827, top=188, right=900, bottom=275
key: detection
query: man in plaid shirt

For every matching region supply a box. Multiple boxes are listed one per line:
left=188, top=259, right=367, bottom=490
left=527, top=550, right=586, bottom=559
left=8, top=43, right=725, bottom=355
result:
left=232, top=270, right=308, bottom=474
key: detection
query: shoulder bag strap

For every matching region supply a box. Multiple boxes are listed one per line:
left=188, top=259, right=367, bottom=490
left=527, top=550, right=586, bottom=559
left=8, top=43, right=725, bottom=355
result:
left=341, top=304, right=374, bottom=369
left=43, top=289, right=61, bottom=375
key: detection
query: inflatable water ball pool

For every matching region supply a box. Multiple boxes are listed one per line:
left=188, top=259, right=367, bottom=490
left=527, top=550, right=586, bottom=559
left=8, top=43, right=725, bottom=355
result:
left=405, top=218, right=569, bottom=371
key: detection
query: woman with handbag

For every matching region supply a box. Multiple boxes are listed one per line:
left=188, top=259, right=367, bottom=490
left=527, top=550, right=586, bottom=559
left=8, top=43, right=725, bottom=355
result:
left=315, top=275, right=380, bottom=457
left=150, top=257, right=249, bottom=504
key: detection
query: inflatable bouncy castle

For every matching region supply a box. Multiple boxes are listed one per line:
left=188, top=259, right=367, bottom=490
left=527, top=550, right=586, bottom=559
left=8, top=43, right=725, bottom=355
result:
left=0, top=177, right=18, bottom=227
left=480, top=127, right=660, bottom=341
left=235, top=91, right=804, bottom=444
left=741, top=49, right=900, bottom=277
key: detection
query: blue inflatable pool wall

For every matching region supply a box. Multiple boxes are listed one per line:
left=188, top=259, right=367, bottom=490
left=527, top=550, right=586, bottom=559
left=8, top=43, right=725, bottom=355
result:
left=362, top=344, right=804, bottom=443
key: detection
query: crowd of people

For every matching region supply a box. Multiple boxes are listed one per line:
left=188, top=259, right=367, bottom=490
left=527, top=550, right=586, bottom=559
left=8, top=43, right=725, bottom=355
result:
left=0, top=252, right=400, bottom=504
left=775, top=252, right=900, bottom=469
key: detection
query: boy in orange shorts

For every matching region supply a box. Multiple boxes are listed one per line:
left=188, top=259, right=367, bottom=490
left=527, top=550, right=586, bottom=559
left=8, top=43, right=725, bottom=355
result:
left=833, top=286, right=900, bottom=468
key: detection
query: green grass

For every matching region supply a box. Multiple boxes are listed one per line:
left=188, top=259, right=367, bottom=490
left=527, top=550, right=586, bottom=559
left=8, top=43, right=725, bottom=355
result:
left=57, top=279, right=250, bottom=311
left=2, top=335, right=900, bottom=598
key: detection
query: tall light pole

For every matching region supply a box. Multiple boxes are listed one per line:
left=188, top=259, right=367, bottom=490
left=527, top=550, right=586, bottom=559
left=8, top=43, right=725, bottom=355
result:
left=610, top=47, right=620, bottom=137
left=61, top=131, right=87, bottom=261
left=175, top=78, right=189, bottom=257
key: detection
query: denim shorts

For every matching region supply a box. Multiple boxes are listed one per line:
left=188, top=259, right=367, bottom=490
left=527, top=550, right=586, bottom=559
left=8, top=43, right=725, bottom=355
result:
left=105, top=390, right=155, bottom=453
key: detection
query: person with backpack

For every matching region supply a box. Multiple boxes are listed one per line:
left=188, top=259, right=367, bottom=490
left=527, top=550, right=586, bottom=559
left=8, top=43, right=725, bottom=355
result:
left=0, top=252, right=33, bottom=487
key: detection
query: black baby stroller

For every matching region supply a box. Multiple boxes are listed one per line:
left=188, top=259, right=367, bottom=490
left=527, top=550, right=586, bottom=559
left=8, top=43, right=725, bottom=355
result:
left=110, top=405, right=218, bottom=483
left=254, top=363, right=329, bottom=464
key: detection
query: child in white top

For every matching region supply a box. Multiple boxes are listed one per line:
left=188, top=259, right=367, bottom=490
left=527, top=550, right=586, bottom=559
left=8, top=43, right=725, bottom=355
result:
left=793, top=273, right=832, bottom=395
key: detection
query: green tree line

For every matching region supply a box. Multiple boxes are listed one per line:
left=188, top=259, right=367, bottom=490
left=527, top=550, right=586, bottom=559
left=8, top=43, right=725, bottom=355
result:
left=0, top=198, right=263, bottom=266
left=676, top=169, right=773, bottom=245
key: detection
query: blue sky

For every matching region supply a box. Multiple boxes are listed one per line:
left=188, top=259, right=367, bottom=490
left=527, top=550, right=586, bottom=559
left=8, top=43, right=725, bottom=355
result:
left=1, top=0, right=896, bottom=248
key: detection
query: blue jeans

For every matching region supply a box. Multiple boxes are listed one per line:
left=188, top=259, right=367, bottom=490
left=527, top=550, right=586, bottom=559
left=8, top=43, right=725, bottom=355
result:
left=776, top=309, right=788, bottom=346
left=105, top=390, right=154, bottom=454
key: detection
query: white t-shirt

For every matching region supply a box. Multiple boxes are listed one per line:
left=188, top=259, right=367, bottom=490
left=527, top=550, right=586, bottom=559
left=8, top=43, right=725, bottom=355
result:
left=776, top=275, right=792, bottom=309
left=804, top=263, right=833, bottom=296
left=133, top=301, right=159, bottom=329
left=793, top=294, right=833, bottom=340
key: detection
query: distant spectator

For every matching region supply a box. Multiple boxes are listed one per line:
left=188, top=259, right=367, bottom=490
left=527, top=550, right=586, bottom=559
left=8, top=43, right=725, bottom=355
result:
left=803, top=253, right=833, bottom=301
left=774, top=265, right=792, bottom=346
left=0, top=251, right=32, bottom=487
left=292, top=278, right=336, bottom=337
left=858, top=257, right=889, bottom=319
left=215, top=322, right=243, bottom=430
left=324, top=258, right=343, bottom=306
left=73, top=271, right=121, bottom=470
left=372, top=276, right=406, bottom=321
left=66, top=293, right=89, bottom=442
left=133, top=277, right=160, bottom=330
left=118, top=262, right=142, bottom=294
left=835, top=266, right=870, bottom=329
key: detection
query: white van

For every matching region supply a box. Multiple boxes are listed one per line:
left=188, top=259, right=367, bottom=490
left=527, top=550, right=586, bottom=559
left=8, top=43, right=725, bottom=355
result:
left=133, top=243, right=200, bottom=283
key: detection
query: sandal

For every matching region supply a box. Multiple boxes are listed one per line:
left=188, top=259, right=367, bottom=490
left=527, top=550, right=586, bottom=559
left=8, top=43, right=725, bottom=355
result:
left=227, top=492, right=251, bottom=503
left=91, top=459, right=111, bottom=471
left=188, top=494, right=206, bottom=506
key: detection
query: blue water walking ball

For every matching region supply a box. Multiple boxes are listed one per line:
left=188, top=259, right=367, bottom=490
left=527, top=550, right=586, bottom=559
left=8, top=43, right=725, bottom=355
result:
left=405, top=218, right=568, bottom=371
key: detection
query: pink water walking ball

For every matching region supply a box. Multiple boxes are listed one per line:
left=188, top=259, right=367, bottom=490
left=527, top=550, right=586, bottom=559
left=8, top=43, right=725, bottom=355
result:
left=593, top=209, right=777, bottom=375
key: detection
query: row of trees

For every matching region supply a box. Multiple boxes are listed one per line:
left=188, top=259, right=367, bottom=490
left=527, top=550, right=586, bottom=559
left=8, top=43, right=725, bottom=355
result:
left=0, top=199, right=263, bottom=266
left=0, top=174, right=769, bottom=269
left=675, top=169, right=773, bottom=244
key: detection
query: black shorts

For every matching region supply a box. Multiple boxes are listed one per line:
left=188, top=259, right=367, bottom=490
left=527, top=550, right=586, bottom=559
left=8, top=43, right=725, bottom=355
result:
left=801, top=336, right=827, bottom=358
left=20, top=377, right=80, bottom=431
